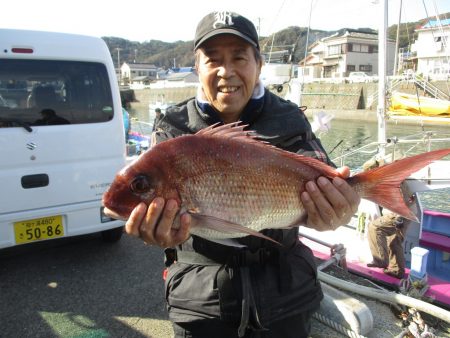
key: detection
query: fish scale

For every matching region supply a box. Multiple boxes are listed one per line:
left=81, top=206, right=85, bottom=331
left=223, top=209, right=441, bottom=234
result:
left=181, top=168, right=303, bottom=239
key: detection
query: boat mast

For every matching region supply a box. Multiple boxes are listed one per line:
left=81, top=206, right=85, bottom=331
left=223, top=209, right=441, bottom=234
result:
left=393, top=0, right=402, bottom=75
left=377, top=0, right=388, bottom=159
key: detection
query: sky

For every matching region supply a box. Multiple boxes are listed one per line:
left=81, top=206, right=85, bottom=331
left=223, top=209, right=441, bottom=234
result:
left=2, top=0, right=450, bottom=43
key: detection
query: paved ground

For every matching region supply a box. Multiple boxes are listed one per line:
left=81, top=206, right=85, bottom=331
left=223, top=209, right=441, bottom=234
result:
left=0, top=233, right=447, bottom=338
left=0, top=233, right=172, bottom=338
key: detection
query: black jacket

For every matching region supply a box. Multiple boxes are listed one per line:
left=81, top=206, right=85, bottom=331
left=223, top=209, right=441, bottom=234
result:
left=156, top=89, right=330, bottom=327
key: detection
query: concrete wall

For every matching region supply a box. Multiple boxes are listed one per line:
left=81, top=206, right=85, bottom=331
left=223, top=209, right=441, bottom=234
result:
left=127, top=81, right=449, bottom=125
left=130, top=83, right=376, bottom=111
left=130, top=87, right=197, bottom=111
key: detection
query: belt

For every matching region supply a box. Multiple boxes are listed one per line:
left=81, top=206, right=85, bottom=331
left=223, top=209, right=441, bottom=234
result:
left=175, top=231, right=298, bottom=267
left=176, top=246, right=278, bottom=267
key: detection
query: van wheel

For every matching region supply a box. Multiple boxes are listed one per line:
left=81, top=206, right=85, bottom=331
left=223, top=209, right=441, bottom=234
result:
left=101, top=226, right=124, bottom=242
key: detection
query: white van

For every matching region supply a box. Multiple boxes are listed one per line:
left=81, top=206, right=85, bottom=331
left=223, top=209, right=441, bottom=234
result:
left=0, top=29, right=126, bottom=249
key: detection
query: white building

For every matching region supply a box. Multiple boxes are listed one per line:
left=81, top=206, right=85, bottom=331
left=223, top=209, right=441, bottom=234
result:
left=120, top=62, right=158, bottom=84
left=410, top=18, right=450, bottom=81
left=150, top=71, right=199, bottom=89
left=299, top=29, right=395, bottom=81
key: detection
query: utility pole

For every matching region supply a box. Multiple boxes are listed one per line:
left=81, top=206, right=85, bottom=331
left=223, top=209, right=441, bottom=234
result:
left=116, top=48, right=122, bottom=83
left=257, top=17, right=261, bottom=36
left=134, top=49, right=138, bottom=63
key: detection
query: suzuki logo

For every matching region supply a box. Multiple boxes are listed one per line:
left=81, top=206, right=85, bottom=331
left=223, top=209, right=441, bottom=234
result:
left=26, top=142, right=37, bottom=150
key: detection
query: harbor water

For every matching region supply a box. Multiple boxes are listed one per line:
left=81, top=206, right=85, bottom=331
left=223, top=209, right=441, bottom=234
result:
left=128, top=106, right=450, bottom=213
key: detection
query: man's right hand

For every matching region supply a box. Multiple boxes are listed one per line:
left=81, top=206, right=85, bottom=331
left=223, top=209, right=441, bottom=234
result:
left=125, top=198, right=191, bottom=248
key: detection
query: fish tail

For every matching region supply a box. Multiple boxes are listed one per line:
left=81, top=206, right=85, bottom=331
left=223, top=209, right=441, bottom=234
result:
left=349, top=148, right=450, bottom=220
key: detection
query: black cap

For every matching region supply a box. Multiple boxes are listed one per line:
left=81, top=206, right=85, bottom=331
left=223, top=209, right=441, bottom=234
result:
left=155, top=108, right=161, bottom=113
left=194, top=11, right=259, bottom=51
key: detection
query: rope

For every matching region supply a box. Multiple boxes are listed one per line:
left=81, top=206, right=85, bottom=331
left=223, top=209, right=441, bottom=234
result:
left=312, top=312, right=367, bottom=338
left=399, top=274, right=430, bottom=300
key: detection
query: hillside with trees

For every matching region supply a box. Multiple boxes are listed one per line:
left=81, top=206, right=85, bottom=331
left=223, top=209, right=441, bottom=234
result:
left=102, top=12, right=449, bottom=69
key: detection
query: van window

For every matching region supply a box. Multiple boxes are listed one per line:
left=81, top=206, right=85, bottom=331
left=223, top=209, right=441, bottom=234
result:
left=0, top=60, right=114, bottom=128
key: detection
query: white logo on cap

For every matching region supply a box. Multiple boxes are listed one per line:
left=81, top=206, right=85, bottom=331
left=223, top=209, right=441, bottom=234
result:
left=213, top=11, right=234, bottom=28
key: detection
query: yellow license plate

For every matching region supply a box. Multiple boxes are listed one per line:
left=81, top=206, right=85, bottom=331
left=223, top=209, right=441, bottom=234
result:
left=14, top=215, right=64, bottom=244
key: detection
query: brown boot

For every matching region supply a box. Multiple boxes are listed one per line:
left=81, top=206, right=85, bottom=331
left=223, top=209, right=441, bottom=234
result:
left=367, top=261, right=387, bottom=268
left=383, top=269, right=404, bottom=279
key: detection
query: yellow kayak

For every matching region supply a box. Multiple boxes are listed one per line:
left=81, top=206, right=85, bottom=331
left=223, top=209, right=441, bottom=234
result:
left=389, top=92, right=450, bottom=116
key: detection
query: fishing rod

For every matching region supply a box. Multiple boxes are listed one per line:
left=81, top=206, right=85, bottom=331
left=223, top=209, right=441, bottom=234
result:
left=329, top=140, right=343, bottom=155
left=329, top=136, right=372, bottom=155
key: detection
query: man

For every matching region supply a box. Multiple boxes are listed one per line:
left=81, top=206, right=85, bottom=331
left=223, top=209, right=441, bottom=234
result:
left=367, top=213, right=410, bottom=279
left=124, top=11, right=359, bottom=338
left=152, top=107, right=164, bottom=131
left=362, top=158, right=410, bottom=279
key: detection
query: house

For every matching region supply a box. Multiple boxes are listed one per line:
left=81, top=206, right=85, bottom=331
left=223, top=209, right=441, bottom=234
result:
left=169, top=66, right=195, bottom=73
left=129, top=76, right=152, bottom=89
left=164, top=72, right=199, bottom=87
left=120, top=62, right=158, bottom=85
left=297, top=40, right=327, bottom=82
left=298, top=29, right=395, bottom=81
left=410, top=18, right=450, bottom=81
left=150, top=70, right=199, bottom=89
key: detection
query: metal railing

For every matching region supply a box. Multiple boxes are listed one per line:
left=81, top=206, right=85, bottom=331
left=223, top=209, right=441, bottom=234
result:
left=366, top=75, right=450, bottom=109
left=413, top=75, right=450, bottom=101
left=332, top=131, right=450, bottom=169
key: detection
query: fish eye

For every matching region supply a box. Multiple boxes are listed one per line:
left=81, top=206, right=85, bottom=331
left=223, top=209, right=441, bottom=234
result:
left=130, top=175, right=152, bottom=193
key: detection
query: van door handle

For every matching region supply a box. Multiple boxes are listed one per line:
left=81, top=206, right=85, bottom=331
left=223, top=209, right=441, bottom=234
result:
left=21, top=174, right=49, bottom=189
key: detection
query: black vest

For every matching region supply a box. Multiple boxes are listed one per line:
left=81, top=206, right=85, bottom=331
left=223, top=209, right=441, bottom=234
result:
left=155, top=89, right=331, bottom=251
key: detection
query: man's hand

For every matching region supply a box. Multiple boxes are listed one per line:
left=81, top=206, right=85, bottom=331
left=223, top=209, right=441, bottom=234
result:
left=301, top=166, right=360, bottom=231
left=125, top=198, right=191, bottom=248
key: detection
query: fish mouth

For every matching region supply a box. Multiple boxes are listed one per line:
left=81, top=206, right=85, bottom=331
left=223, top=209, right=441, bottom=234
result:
left=103, top=207, right=128, bottom=221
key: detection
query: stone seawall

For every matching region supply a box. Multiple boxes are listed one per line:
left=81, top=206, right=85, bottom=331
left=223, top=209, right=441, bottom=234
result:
left=130, top=87, right=197, bottom=110
left=130, top=84, right=376, bottom=111
left=128, top=82, right=448, bottom=126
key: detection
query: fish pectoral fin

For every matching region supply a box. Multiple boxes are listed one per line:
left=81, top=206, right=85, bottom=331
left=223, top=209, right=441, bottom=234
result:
left=188, top=213, right=281, bottom=245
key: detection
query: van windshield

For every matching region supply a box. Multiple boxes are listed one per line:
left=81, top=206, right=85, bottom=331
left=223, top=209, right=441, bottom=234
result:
left=0, top=59, right=114, bottom=128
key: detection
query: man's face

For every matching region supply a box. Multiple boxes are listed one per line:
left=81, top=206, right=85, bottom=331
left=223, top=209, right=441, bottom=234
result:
left=196, top=34, right=262, bottom=123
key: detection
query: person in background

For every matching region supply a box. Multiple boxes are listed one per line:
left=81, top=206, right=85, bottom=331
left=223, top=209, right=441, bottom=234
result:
left=122, top=107, right=131, bottom=142
left=124, top=11, right=360, bottom=338
left=367, top=213, right=410, bottom=278
left=363, top=158, right=410, bottom=279
left=121, top=98, right=131, bottom=142
left=152, top=107, right=164, bottom=131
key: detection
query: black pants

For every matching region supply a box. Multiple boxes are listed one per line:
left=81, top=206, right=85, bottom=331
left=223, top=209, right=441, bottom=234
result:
left=172, top=310, right=314, bottom=338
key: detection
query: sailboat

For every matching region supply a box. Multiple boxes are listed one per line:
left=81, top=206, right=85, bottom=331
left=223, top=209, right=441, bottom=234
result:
left=290, top=0, right=450, bottom=314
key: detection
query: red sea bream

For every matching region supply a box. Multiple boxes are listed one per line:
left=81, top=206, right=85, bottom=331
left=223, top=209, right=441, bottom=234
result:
left=102, top=123, right=450, bottom=242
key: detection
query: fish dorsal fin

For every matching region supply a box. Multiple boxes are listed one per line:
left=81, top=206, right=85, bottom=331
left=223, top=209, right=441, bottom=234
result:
left=196, top=122, right=339, bottom=178
left=196, top=122, right=278, bottom=148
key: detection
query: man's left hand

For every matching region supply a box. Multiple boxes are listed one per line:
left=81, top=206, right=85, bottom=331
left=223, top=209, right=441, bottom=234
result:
left=301, top=166, right=360, bottom=231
